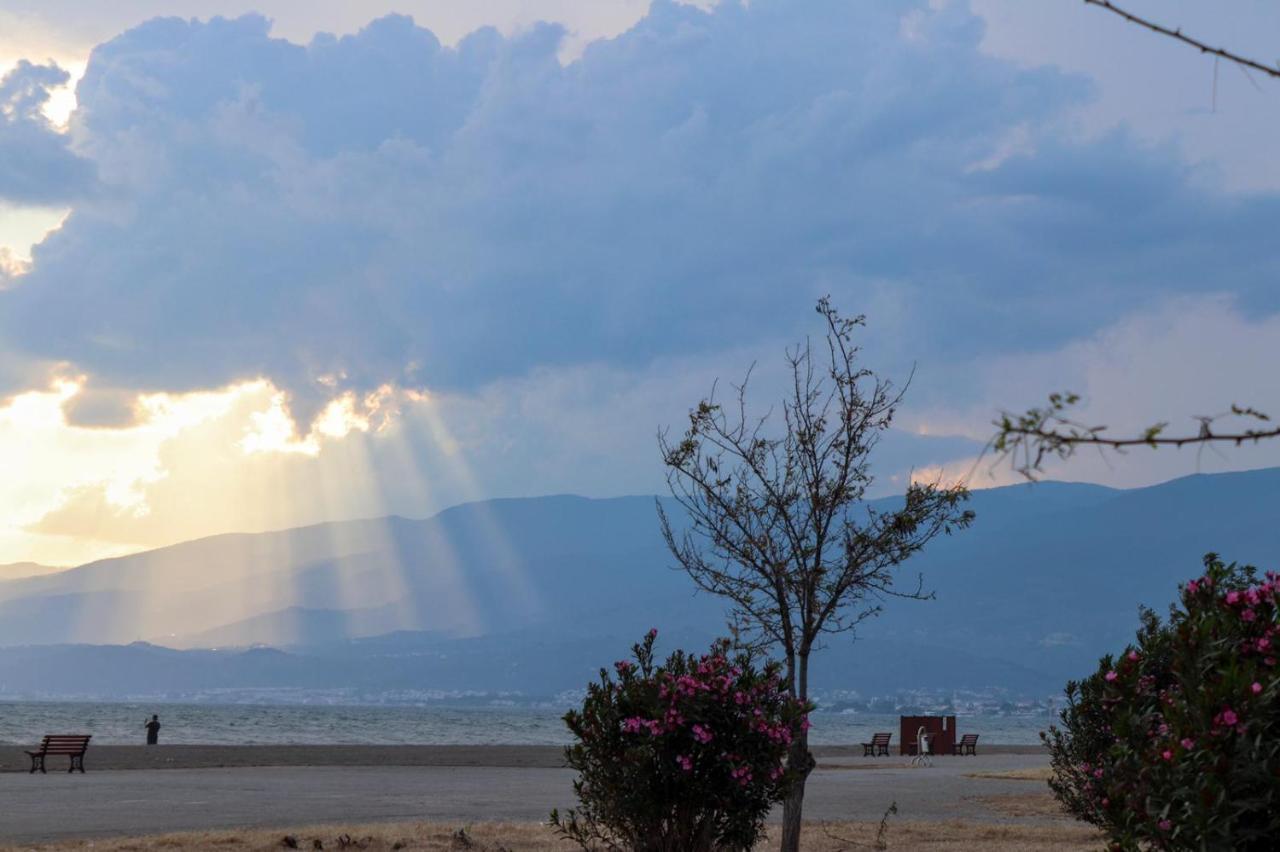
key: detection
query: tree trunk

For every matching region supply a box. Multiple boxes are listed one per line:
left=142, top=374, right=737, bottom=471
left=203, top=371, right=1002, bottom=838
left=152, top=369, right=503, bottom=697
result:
left=779, top=729, right=813, bottom=852
left=780, top=651, right=813, bottom=852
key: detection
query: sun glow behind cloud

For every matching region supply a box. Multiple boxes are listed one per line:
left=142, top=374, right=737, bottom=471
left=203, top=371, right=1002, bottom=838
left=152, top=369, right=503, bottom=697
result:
left=241, top=384, right=399, bottom=456
left=0, top=377, right=417, bottom=565
left=0, top=204, right=70, bottom=277
left=37, top=60, right=84, bottom=128
left=0, top=54, right=81, bottom=273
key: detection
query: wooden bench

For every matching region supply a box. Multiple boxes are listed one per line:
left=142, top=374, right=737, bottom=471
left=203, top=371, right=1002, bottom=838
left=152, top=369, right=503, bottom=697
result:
left=862, top=732, right=892, bottom=756
left=952, top=733, right=979, bottom=756
left=25, top=734, right=92, bottom=773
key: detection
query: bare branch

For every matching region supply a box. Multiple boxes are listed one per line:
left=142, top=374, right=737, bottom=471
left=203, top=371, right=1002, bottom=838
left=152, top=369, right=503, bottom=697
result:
left=1084, top=0, right=1280, bottom=80
left=991, top=392, right=1280, bottom=480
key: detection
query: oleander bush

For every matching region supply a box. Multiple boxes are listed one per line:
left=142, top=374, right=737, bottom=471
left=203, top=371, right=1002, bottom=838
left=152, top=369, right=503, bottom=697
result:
left=549, top=630, right=809, bottom=852
left=1043, top=554, right=1280, bottom=850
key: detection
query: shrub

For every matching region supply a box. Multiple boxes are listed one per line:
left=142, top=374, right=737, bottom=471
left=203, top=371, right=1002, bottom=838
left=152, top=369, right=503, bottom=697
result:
left=549, top=630, right=810, bottom=852
left=1043, top=554, right=1280, bottom=850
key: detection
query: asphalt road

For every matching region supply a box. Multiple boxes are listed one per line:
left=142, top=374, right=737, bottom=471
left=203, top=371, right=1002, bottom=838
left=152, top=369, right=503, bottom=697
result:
left=0, top=754, right=1053, bottom=844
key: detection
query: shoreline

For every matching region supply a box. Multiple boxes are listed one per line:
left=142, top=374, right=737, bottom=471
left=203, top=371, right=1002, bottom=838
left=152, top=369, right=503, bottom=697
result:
left=0, top=743, right=1044, bottom=773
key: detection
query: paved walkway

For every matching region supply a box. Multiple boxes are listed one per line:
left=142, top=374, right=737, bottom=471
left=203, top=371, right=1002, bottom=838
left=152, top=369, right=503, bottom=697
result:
left=0, top=754, right=1053, bottom=844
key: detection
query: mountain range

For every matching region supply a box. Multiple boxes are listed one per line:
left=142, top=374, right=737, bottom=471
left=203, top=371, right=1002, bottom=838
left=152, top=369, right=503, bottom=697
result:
left=1, top=467, right=1277, bottom=700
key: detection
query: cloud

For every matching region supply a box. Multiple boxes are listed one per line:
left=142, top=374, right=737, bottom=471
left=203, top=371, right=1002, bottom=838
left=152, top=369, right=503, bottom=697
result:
left=0, top=61, right=96, bottom=204
left=2, top=1, right=1276, bottom=426
left=0, top=0, right=658, bottom=68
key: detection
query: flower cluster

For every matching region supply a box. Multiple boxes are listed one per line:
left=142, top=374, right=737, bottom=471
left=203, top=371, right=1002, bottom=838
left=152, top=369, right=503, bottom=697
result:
left=550, top=631, right=810, bottom=852
left=1043, top=554, right=1280, bottom=850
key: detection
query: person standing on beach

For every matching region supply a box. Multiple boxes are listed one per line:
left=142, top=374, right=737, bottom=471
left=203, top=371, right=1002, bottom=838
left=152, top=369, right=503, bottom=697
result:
left=144, top=714, right=161, bottom=745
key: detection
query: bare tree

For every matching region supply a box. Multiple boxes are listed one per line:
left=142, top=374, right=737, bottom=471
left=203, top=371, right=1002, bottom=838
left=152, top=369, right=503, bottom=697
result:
left=992, top=393, right=1279, bottom=480
left=658, top=299, right=973, bottom=852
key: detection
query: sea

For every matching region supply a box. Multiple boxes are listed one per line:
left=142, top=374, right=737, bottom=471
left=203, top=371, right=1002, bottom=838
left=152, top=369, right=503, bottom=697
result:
left=0, top=701, right=1053, bottom=746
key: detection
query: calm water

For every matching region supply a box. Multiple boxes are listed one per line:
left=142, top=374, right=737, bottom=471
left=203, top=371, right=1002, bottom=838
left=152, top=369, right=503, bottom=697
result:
left=0, top=701, right=1051, bottom=746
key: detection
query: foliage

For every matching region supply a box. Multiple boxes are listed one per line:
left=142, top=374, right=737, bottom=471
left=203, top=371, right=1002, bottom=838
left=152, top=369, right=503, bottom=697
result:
left=549, top=631, right=810, bottom=852
left=658, top=298, right=973, bottom=850
left=1042, top=554, right=1280, bottom=850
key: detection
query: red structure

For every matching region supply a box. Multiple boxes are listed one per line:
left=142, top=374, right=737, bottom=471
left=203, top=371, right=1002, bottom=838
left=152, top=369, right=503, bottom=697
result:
left=899, top=715, right=956, bottom=756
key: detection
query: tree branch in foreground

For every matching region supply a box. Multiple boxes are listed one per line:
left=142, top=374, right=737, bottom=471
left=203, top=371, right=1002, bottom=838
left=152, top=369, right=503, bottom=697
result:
left=992, top=393, right=1280, bottom=480
left=1084, top=0, right=1280, bottom=80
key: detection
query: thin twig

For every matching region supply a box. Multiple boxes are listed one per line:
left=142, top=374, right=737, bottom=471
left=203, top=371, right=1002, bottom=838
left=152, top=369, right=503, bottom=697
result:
left=1005, top=425, right=1280, bottom=451
left=1084, top=0, right=1280, bottom=80
left=990, top=394, right=1279, bottom=479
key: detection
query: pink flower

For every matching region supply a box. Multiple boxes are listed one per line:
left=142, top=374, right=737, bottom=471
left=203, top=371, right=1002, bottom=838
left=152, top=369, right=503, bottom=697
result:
left=1220, top=708, right=1239, bottom=727
left=646, top=628, right=659, bottom=640
left=1161, top=749, right=1173, bottom=761
left=1258, top=637, right=1271, bottom=651
left=691, top=724, right=713, bottom=744
left=1180, top=738, right=1195, bottom=750
left=1158, top=819, right=1172, bottom=832
left=1104, top=670, right=1118, bottom=682
left=1242, top=609, right=1257, bottom=622
left=1226, top=590, right=1240, bottom=605
left=1127, top=651, right=1140, bottom=661
left=1251, top=682, right=1263, bottom=694
left=1186, top=580, right=1200, bottom=594
left=676, top=754, right=693, bottom=772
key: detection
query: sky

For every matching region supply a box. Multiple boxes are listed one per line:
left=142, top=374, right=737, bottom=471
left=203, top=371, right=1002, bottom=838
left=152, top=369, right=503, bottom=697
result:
left=1, top=0, right=1278, bottom=566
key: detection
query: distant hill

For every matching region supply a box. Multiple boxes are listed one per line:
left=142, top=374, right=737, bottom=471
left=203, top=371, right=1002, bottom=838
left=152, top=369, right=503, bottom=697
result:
left=0, top=469, right=1276, bottom=698
left=0, top=495, right=696, bottom=647
left=0, top=562, right=64, bottom=581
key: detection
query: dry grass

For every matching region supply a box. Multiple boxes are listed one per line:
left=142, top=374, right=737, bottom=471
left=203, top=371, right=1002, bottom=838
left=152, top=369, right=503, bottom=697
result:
left=965, top=791, right=1071, bottom=820
left=0, top=818, right=1101, bottom=852
left=801, top=819, right=1100, bottom=850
